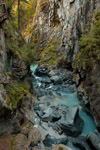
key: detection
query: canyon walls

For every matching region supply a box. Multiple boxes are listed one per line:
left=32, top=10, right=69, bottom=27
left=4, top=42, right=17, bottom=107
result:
left=30, top=0, right=100, bottom=127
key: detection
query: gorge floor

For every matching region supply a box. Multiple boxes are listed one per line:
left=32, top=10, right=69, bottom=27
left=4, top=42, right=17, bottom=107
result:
left=30, top=64, right=97, bottom=150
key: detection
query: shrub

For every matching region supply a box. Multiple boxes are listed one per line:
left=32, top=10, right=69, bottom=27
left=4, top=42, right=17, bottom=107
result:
left=75, top=9, right=100, bottom=70
left=40, top=38, right=61, bottom=67
left=6, top=81, right=31, bottom=110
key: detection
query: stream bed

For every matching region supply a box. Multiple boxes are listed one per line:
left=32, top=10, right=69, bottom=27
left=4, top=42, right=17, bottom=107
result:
left=30, top=65, right=97, bottom=150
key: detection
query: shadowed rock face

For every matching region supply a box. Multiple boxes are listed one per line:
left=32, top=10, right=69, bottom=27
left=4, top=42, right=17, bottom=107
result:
left=74, top=63, right=100, bottom=128
left=0, top=29, right=41, bottom=150
left=84, top=64, right=100, bottom=128
left=30, top=0, right=100, bottom=127
left=0, top=28, right=29, bottom=120
left=0, top=29, right=11, bottom=120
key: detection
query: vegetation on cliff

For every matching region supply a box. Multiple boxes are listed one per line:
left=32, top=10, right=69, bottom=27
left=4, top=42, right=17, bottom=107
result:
left=40, top=38, right=63, bottom=68
left=6, top=0, right=37, bottom=30
left=6, top=81, right=31, bottom=110
left=2, top=1, right=37, bottom=110
left=75, top=10, right=100, bottom=70
left=3, top=20, right=36, bottom=66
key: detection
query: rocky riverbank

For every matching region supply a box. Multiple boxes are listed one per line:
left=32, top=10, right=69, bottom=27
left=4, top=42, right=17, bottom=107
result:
left=0, top=26, right=41, bottom=150
left=31, top=65, right=100, bottom=150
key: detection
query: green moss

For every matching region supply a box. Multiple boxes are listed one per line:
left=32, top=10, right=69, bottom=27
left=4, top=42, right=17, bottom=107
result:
left=6, top=81, right=31, bottom=110
left=10, top=136, right=15, bottom=150
left=3, top=20, right=36, bottom=66
left=74, top=9, right=100, bottom=70
left=40, top=38, right=61, bottom=68
left=6, top=72, right=12, bottom=77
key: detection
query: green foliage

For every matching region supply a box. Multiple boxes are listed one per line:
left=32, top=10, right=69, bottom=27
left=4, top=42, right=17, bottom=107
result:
left=6, top=0, right=14, bottom=9
left=6, top=72, right=12, bottom=77
left=40, top=38, right=61, bottom=68
left=18, top=43, right=37, bottom=66
left=75, top=10, right=100, bottom=70
left=3, top=20, right=36, bottom=66
left=10, top=0, right=37, bottom=30
left=6, top=81, right=31, bottom=110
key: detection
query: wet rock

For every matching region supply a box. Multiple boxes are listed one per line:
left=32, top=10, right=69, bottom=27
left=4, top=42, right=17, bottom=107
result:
left=43, top=135, right=57, bottom=147
left=52, top=144, right=72, bottom=150
left=57, top=106, right=84, bottom=137
left=41, top=107, right=61, bottom=122
left=50, top=75, right=62, bottom=84
left=35, top=67, right=48, bottom=77
left=49, top=69, right=73, bottom=84
left=87, top=132, right=100, bottom=150
left=36, top=110, right=44, bottom=118
left=41, top=107, right=53, bottom=122
left=43, top=135, right=68, bottom=148
left=72, top=136, right=92, bottom=150
left=35, top=76, right=51, bottom=84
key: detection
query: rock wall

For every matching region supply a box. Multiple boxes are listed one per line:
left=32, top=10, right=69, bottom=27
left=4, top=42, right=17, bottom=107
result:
left=0, top=26, right=41, bottom=149
left=31, top=0, right=99, bottom=63
left=0, top=29, right=10, bottom=120
left=30, top=0, right=100, bottom=126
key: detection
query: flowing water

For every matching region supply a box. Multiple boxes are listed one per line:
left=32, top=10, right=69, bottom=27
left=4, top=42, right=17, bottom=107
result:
left=30, top=64, right=96, bottom=148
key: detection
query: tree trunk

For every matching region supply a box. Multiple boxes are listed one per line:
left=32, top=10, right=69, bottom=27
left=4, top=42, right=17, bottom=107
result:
left=18, top=0, right=20, bottom=30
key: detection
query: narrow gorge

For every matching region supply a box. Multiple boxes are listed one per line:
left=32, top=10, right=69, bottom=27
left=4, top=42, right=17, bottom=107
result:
left=0, top=0, right=100, bottom=150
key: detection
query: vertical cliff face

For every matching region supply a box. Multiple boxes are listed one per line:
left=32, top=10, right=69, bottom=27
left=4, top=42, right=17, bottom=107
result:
left=0, top=25, right=41, bottom=149
left=31, top=0, right=99, bottom=64
left=0, top=26, right=29, bottom=119
left=0, top=29, right=10, bottom=120
left=54, top=0, right=97, bottom=62
left=29, top=0, right=100, bottom=126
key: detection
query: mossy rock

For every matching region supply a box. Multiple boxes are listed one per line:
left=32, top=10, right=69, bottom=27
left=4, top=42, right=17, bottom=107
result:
left=40, top=38, right=62, bottom=68
left=6, top=81, right=31, bottom=110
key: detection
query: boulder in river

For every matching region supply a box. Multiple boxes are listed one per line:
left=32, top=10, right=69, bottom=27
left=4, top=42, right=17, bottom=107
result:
left=49, top=69, right=73, bottom=84
left=87, top=132, right=100, bottom=150
left=57, top=106, right=84, bottom=137
left=35, top=67, right=48, bottom=77
left=43, top=134, right=68, bottom=147
left=41, top=107, right=61, bottom=122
